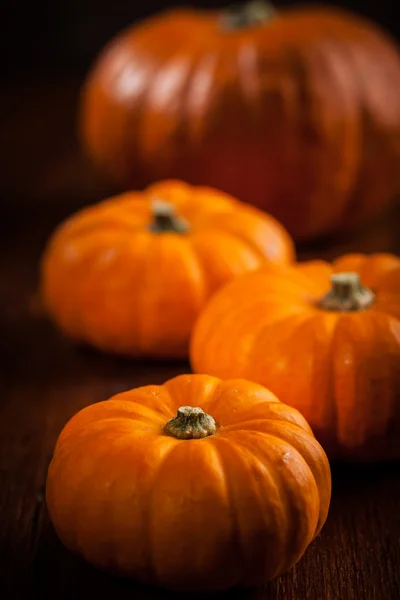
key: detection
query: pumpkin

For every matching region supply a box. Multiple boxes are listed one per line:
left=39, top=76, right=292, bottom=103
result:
left=80, top=1, right=400, bottom=241
left=46, top=374, right=331, bottom=591
left=40, top=179, right=293, bottom=358
left=191, top=253, right=400, bottom=461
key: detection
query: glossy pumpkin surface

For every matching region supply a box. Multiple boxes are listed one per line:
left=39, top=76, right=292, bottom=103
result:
left=46, top=374, right=331, bottom=591
left=80, top=2, right=400, bottom=240
left=191, top=253, right=400, bottom=460
left=40, top=179, right=293, bottom=358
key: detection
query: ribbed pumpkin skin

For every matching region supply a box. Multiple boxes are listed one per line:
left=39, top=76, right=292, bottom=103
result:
left=40, top=180, right=293, bottom=358
left=46, top=374, right=331, bottom=591
left=191, top=254, right=400, bottom=461
left=80, top=4, right=400, bottom=240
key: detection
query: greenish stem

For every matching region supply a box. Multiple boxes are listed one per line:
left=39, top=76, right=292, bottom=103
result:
left=220, top=0, right=277, bottom=30
left=320, top=272, right=375, bottom=312
left=164, top=406, right=217, bottom=440
left=148, top=199, right=189, bottom=234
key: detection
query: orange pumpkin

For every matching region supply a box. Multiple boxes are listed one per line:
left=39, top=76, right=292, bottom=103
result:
left=40, top=179, right=293, bottom=358
left=191, top=253, right=400, bottom=461
left=80, top=1, right=400, bottom=241
left=46, top=374, right=331, bottom=591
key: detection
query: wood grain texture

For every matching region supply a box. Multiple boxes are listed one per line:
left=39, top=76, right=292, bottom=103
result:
left=0, top=79, right=400, bottom=599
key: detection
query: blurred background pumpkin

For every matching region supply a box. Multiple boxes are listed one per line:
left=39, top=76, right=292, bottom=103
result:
left=79, top=1, right=400, bottom=242
left=40, top=180, right=293, bottom=358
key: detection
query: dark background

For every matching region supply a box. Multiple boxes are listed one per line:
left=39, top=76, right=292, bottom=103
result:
left=3, top=1, right=400, bottom=80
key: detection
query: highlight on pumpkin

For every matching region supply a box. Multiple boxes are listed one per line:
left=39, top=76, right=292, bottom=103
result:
left=39, top=179, right=294, bottom=359
left=46, top=374, right=331, bottom=591
left=190, top=253, right=400, bottom=462
left=80, top=0, right=400, bottom=241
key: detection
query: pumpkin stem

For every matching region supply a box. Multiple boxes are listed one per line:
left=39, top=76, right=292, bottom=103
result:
left=320, top=272, right=375, bottom=311
left=164, top=406, right=217, bottom=440
left=149, top=199, right=189, bottom=234
left=220, top=1, right=277, bottom=30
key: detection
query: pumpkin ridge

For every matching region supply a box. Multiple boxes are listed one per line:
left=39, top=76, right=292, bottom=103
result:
left=105, top=437, right=174, bottom=568
left=192, top=282, right=311, bottom=376
left=78, top=415, right=162, bottom=431
left=163, top=373, right=222, bottom=412
left=309, top=36, right=360, bottom=226
left=138, top=439, right=183, bottom=584
left=233, top=429, right=321, bottom=568
left=121, top=48, right=170, bottom=178
left=191, top=377, right=231, bottom=416
left=67, top=241, right=110, bottom=338
left=227, top=430, right=316, bottom=577
left=200, top=380, right=270, bottom=422
left=221, top=417, right=311, bottom=436
left=88, top=415, right=165, bottom=434
left=234, top=31, right=263, bottom=110
left=57, top=220, right=137, bottom=245
left=372, top=296, right=400, bottom=322
left=221, top=420, right=317, bottom=447
left=207, top=226, right=268, bottom=262
left=318, top=313, right=338, bottom=459
left=242, top=311, right=315, bottom=375
left=320, top=36, right=361, bottom=222
left=241, top=422, right=331, bottom=539
left=143, top=441, right=206, bottom=586
left=172, top=43, right=217, bottom=150
left=220, top=399, right=313, bottom=433
left=250, top=311, right=338, bottom=435
left=113, top=435, right=180, bottom=576
left=144, top=436, right=241, bottom=590
left=109, top=391, right=176, bottom=419
left=53, top=420, right=157, bottom=464
left=50, top=201, right=150, bottom=245
left=190, top=229, right=263, bottom=278
left=127, top=234, right=163, bottom=354
left=207, top=435, right=268, bottom=584
left=338, top=31, right=400, bottom=225
left=136, top=34, right=212, bottom=171
left=62, top=443, right=113, bottom=555
left=48, top=426, right=155, bottom=557
left=74, top=235, right=149, bottom=349
left=330, top=311, right=400, bottom=456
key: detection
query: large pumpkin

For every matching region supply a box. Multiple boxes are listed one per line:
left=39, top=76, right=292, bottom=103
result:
left=80, top=1, right=400, bottom=241
left=46, top=374, right=331, bottom=591
left=191, top=253, right=400, bottom=460
left=40, top=179, right=293, bottom=358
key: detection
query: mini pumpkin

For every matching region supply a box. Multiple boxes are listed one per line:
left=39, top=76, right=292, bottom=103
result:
left=191, top=253, right=400, bottom=461
left=80, top=1, right=400, bottom=241
left=46, top=374, right=331, bottom=591
left=40, top=179, right=294, bottom=358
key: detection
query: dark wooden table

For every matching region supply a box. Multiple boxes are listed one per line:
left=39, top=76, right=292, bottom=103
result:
left=1, top=79, right=400, bottom=600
